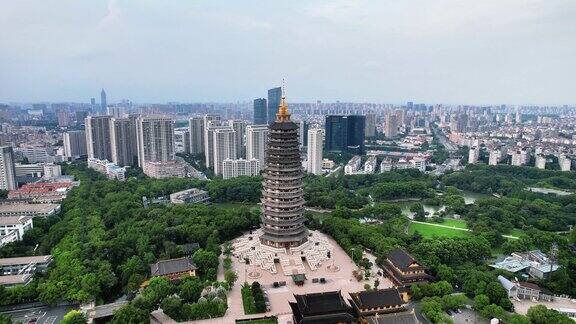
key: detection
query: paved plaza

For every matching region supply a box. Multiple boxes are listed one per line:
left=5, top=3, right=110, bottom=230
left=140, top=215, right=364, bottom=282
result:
left=186, top=231, right=393, bottom=324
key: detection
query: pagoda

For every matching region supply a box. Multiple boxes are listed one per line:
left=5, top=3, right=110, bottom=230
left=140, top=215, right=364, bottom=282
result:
left=259, top=91, right=308, bottom=248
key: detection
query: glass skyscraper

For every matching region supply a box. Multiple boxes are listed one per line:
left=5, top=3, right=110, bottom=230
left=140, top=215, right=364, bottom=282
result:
left=253, top=98, right=267, bottom=125
left=267, top=87, right=282, bottom=125
left=324, top=115, right=366, bottom=154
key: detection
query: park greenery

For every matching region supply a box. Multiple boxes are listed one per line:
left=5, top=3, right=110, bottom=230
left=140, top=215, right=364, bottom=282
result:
left=241, top=281, right=266, bottom=315
left=1, top=158, right=576, bottom=322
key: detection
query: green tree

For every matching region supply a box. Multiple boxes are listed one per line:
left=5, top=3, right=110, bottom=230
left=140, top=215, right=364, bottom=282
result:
left=473, top=294, right=490, bottom=312
left=0, top=314, right=12, bottom=324
left=527, top=305, right=573, bottom=324
left=160, top=296, right=182, bottom=321
left=112, top=303, right=149, bottom=324
left=179, top=277, right=203, bottom=303
left=61, top=310, right=87, bottom=324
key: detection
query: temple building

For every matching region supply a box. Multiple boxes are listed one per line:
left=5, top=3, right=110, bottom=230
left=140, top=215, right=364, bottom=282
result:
left=260, top=93, right=308, bottom=248
left=289, top=291, right=355, bottom=324
left=349, top=288, right=407, bottom=319
left=380, top=248, right=431, bottom=287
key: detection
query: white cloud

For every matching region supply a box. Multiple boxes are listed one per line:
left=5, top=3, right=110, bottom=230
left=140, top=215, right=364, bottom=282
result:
left=97, top=0, right=121, bottom=30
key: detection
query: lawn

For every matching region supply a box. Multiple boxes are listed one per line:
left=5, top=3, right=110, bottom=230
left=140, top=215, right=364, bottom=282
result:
left=509, top=228, right=524, bottom=238
left=214, top=202, right=259, bottom=212
left=241, top=284, right=258, bottom=315
left=437, top=218, right=468, bottom=229
left=408, top=222, right=470, bottom=238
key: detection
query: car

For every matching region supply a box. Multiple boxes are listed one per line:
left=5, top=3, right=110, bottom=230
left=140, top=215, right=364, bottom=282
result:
left=446, top=310, right=453, bottom=316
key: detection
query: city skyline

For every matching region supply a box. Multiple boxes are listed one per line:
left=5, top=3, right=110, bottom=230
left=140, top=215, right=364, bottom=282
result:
left=1, top=1, right=575, bottom=105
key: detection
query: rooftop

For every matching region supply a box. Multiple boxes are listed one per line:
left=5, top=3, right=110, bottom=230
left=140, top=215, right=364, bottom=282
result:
left=150, top=257, right=197, bottom=277
left=0, top=203, right=60, bottom=213
left=350, top=288, right=404, bottom=309
left=0, top=274, right=32, bottom=286
left=387, top=248, right=422, bottom=271
left=0, top=216, right=33, bottom=225
left=292, top=291, right=349, bottom=316
left=367, top=310, right=420, bottom=324
left=0, top=255, right=52, bottom=266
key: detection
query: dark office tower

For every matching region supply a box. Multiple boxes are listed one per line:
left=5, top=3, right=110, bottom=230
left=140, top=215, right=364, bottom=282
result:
left=90, top=98, right=96, bottom=105
left=260, top=93, right=307, bottom=248
left=407, top=101, right=414, bottom=110
left=346, top=115, right=366, bottom=154
left=267, top=87, right=282, bottom=125
left=253, top=98, right=267, bottom=125
left=100, top=89, right=107, bottom=111
left=324, top=115, right=366, bottom=154
left=325, top=115, right=348, bottom=152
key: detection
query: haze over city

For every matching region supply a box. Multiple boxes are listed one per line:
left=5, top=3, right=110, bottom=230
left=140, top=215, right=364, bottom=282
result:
left=1, top=0, right=575, bottom=104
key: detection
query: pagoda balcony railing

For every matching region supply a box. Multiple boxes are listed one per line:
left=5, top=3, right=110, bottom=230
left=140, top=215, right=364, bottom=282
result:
left=262, top=209, right=303, bottom=218
left=262, top=224, right=307, bottom=236
left=263, top=174, right=304, bottom=182
left=261, top=216, right=304, bottom=227
left=261, top=199, right=304, bottom=209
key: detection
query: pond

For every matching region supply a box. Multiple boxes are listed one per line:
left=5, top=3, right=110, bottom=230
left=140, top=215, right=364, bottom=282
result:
left=397, top=191, right=491, bottom=218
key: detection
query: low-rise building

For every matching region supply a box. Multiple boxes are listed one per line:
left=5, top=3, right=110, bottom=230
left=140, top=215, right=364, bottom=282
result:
left=0, top=216, right=33, bottom=242
left=0, top=255, right=53, bottom=275
left=222, top=158, right=260, bottom=179
left=497, top=275, right=553, bottom=302
left=363, top=156, right=377, bottom=174
left=149, top=257, right=197, bottom=281
left=0, top=273, right=33, bottom=287
left=143, top=160, right=187, bottom=179
left=490, top=250, right=560, bottom=279
left=559, top=154, right=571, bottom=172
left=535, top=154, right=546, bottom=169
left=169, top=188, right=209, bottom=205
left=88, top=158, right=126, bottom=181
left=0, top=230, right=18, bottom=248
left=0, top=203, right=61, bottom=218
left=8, top=182, right=76, bottom=202
left=345, top=156, right=362, bottom=175
left=321, top=158, right=335, bottom=170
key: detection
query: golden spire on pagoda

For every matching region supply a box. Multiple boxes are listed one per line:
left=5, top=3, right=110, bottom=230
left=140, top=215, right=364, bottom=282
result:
left=276, top=79, right=291, bottom=122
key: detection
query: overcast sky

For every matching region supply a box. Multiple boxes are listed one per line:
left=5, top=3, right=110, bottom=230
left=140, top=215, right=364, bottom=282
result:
left=1, top=0, right=575, bottom=105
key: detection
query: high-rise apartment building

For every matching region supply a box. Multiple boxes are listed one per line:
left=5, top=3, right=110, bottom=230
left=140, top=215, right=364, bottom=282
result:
left=212, top=127, right=236, bottom=176
left=188, top=117, right=204, bottom=155
left=57, top=108, right=70, bottom=127
left=174, top=129, right=191, bottom=154
left=384, top=113, right=398, bottom=138
left=365, top=113, right=376, bottom=138
left=246, top=124, right=268, bottom=172
left=559, top=155, right=571, bottom=172
left=297, top=120, right=308, bottom=148
left=267, top=87, right=282, bottom=125
left=306, top=128, right=323, bottom=175
left=0, top=146, right=17, bottom=190
left=203, top=115, right=222, bottom=168
left=85, top=115, right=112, bottom=161
left=253, top=98, right=267, bottom=125
left=136, top=116, right=174, bottom=167
left=100, top=89, right=107, bottom=111
left=229, top=120, right=246, bottom=159
left=324, top=115, right=366, bottom=154
left=489, top=149, right=502, bottom=166
left=110, top=118, right=135, bottom=167
left=468, top=146, right=480, bottom=164
left=107, top=106, right=125, bottom=118
left=63, top=130, right=87, bottom=158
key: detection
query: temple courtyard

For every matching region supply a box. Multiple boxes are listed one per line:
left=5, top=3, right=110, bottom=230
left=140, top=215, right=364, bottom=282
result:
left=183, top=230, right=393, bottom=324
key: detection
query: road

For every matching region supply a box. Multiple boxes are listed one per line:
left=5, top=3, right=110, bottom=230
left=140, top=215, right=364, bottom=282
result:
left=0, top=304, right=76, bottom=324
left=410, top=220, right=519, bottom=240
